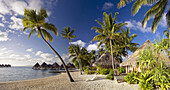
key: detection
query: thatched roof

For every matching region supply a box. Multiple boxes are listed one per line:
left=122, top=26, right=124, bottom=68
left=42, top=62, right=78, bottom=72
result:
left=41, top=62, right=48, bottom=67
left=120, top=40, right=170, bottom=67
left=33, top=62, right=40, bottom=67
left=92, top=52, right=119, bottom=68
left=52, top=62, right=59, bottom=68
left=67, top=63, right=75, bottom=68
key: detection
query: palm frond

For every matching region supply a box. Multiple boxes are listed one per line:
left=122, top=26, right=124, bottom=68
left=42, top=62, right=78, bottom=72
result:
left=41, top=29, right=53, bottom=42
left=28, top=29, right=36, bottom=39
left=42, top=23, right=58, bottom=36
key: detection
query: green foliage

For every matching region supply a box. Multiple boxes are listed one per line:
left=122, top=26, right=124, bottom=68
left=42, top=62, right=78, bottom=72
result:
left=138, top=48, right=157, bottom=72
left=100, top=69, right=112, bottom=75
left=135, top=71, right=154, bottom=90
left=153, top=60, right=170, bottom=90
left=117, top=0, right=169, bottom=33
left=136, top=37, right=170, bottom=90
left=96, top=65, right=112, bottom=75
left=117, top=67, right=126, bottom=73
left=123, top=71, right=139, bottom=84
left=23, top=8, right=58, bottom=42
left=106, top=70, right=114, bottom=80
left=85, top=68, right=95, bottom=75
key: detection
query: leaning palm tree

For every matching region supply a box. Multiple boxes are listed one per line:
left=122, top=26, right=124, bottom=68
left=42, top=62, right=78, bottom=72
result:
left=118, top=0, right=169, bottom=33
left=92, top=12, right=127, bottom=70
left=120, top=28, right=138, bottom=58
left=61, top=26, right=83, bottom=75
left=22, top=8, right=74, bottom=82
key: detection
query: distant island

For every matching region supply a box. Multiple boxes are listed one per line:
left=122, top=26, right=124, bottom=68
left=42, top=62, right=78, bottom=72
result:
left=32, top=62, right=75, bottom=70
left=0, top=64, right=11, bottom=67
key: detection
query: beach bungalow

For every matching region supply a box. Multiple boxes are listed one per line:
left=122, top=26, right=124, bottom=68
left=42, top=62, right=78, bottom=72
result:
left=32, top=62, right=40, bottom=69
left=52, top=62, right=60, bottom=69
left=67, top=63, right=75, bottom=69
left=92, top=52, right=120, bottom=69
left=40, top=62, right=48, bottom=69
left=120, top=40, right=170, bottom=73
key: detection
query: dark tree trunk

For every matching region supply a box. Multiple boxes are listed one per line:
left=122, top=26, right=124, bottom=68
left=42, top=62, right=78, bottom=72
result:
left=39, top=29, right=74, bottom=82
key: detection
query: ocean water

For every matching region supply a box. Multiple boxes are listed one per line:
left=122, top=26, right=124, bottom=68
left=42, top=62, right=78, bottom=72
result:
left=0, top=67, right=59, bottom=82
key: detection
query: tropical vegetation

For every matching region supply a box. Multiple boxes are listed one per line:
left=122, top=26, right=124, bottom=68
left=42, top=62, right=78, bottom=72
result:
left=61, top=26, right=83, bottom=75
left=92, top=12, right=127, bottom=69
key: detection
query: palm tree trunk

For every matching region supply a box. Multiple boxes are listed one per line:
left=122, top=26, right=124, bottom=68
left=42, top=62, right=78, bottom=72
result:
left=110, top=39, right=114, bottom=70
left=125, top=45, right=128, bottom=59
left=70, top=43, right=83, bottom=75
left=39, top=30, right=74, bottom=82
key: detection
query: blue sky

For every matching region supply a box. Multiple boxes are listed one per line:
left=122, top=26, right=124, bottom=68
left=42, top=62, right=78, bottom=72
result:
left=0, top=0, right=169, bottom=66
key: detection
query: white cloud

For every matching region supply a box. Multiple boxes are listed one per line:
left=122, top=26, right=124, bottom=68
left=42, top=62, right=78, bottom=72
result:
left=0, top=49, right=12, bottom=56
left=102, top=2, right=114, bottom=10
left=24, top=54, right=31, bottom=58
left=10, top=1, right=27, bottom=15
left=0, top=0, right=11, bottom=15
left=86, top=43, right=98, bottom=51
left=86, top=42, right=104, bottom=51
left=26, top=48, right=33, bottom=52
left=0, top=47, right=6, bottom=51
left=125, top=20, right=151, bottom=33
left=61, top=53, right=72, bottom=65
left=159, top=13, right=167, bottom=27
left=70, top=40, right=86, bottom=47
left=0, top=31, right=9, bottom=41
left=0, top=23, right=4, bottom=27
left=36, top=51, right=43, bottom=56
left=40, top=53, right=54, bottom=60
left=9, top=54, right=20, bottom=58
left=8, top=16, right=23, bottom=30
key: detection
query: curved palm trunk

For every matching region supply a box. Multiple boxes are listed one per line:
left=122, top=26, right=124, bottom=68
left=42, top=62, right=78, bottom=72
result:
left=110, top=39, right=114, bottom=70
left=70, top=43, right=83, bottom=75
left=39, top=30, right=74, bottom=82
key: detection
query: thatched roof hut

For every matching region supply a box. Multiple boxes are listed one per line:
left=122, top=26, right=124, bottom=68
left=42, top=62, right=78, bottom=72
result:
left=92, top=52, right=120, bottom=68
left=120, top=40, right=170, bottom=68
left=33, top=63, right=40, bottom=67
left=67, top=63, right=75, bottom=68
left=60, top=64, right=64, bottom=69
left=52, top=62, right=59, bottom=68
left=41, top=62, right=48, bottom=68
left=32, top=62, right=40, bottom=69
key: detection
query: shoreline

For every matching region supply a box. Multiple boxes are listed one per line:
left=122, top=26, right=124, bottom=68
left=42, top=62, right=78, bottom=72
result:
left=0, top=71, right=139, bottom=90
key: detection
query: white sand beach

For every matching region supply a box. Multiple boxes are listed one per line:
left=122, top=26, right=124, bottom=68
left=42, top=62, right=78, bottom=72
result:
left=0, top=71, right=139, bottom=90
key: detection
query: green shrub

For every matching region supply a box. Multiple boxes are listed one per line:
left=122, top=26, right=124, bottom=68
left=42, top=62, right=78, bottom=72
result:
left=100, top=69, right=111, bottom=75
left=124, top=71, right=139, bottom=84
left=96, top=68, right=112, bottom=75
left=106, top=70, right=114, bottom=80
left=85, top=68, right=95, bottom=74
left=135, top=71, right=154, bottom=90
left=117, top=67, right=126, bottom=73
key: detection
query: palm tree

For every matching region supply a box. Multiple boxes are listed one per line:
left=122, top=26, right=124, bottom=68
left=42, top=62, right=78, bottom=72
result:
left=61, top=26, right=83, bottom=75
left=120, top=28, right=138, bottom=58
left=22, top=8, right=74, bottom=82
left=118, top=0, right=169, bottom=33
left=68, top=45, right=89, bottom=70
left=92, top=12, right=127, bottom=70
left=88, top=50, right=97, bottom=66
left=98, top=47, right=105, bottom=57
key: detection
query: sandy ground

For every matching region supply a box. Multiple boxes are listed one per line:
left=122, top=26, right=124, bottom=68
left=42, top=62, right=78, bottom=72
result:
left=0, top=71, right=139, bottom=90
